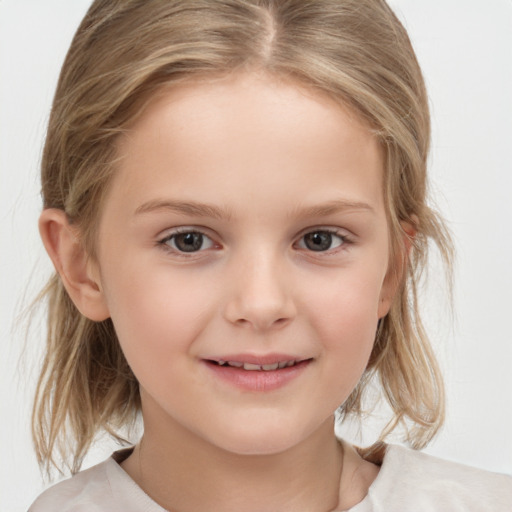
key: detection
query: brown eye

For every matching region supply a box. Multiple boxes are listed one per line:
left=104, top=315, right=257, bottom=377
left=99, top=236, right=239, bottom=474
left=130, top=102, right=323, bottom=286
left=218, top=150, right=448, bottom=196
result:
left=162, top=231, right=214, bottom=253
left=300, top=231, right=345, bottom=252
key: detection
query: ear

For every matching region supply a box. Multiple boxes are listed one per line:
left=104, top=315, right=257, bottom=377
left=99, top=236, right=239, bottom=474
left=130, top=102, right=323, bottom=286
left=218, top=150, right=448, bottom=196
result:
left=378, top=217, right=417, bottom=318
left=39, top=208, right=110, bottom=321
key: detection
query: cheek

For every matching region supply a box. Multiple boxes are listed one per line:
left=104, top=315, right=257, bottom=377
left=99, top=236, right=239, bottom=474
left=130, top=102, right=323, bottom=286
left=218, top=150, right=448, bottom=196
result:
left=300, top=266, right=384, bottom=395
left=101, top=263, right=215, bottom=370
left=305, top=268, right=383, bottom=342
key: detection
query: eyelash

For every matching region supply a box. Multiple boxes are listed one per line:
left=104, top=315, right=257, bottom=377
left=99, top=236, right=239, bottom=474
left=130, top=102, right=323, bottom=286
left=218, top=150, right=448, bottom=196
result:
left=157, top=227, right=353, bottom=259
left=158, top=228, right=217, bottom=257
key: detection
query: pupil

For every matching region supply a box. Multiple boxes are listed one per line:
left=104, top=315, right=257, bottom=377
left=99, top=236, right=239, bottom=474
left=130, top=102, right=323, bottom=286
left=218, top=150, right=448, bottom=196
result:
left=305, top=232, right=332, bottom=251
left=176, top=232, right=202, bottom=252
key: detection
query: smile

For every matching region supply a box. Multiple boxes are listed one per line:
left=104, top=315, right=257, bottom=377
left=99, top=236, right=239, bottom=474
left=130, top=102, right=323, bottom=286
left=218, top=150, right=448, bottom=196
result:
left=211, top=360, right=300, bottom=371
left=203, top=357, right=313, bottom=392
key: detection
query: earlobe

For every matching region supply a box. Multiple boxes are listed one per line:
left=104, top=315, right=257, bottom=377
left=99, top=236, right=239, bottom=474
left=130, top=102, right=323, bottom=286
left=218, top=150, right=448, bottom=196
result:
left=38, top=208, right=110, bottom=321
left=401, top=216, right=418, bottom=253
left=377, top=289, right=395, bottom=319
left=377, top=218, right=417, bottom=319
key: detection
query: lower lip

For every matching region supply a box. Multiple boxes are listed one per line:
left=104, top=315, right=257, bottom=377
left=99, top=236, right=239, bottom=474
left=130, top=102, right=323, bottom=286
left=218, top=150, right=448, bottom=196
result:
left=203, top=360, right=311, bottom=392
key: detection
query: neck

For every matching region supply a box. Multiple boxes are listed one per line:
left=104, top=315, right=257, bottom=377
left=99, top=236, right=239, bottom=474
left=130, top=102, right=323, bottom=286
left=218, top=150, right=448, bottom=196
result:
left=123, top=411, right=344, bottom=512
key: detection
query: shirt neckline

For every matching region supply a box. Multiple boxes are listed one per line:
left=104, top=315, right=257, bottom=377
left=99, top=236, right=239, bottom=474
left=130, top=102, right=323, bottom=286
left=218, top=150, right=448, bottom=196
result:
left=108, top=442, right=394, bottom=512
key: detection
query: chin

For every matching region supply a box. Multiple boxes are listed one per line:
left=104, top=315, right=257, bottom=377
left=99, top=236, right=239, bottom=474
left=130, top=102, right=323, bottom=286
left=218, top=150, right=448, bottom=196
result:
left=203, top=415, right=323, bottom=456
left=218, top=433, right=299, bottom=456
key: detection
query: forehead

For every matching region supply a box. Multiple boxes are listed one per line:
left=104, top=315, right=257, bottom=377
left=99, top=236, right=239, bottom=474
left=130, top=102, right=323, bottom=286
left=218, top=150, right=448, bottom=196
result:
left=109, top=72, right=385, bottom=221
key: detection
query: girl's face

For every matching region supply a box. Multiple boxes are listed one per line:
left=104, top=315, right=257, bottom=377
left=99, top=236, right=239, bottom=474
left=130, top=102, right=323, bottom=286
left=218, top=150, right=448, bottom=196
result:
left=94, top=72, right=396, bottom=455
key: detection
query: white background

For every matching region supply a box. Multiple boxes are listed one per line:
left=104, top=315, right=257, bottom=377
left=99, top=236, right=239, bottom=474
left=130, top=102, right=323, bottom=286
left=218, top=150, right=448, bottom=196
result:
left=1, top=1, right=511, bottom=510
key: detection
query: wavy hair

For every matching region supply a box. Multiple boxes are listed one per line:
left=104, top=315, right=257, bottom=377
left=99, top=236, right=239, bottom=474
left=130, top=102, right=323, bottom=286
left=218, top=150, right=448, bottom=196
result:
left=33, top=0, right=453, bottom=474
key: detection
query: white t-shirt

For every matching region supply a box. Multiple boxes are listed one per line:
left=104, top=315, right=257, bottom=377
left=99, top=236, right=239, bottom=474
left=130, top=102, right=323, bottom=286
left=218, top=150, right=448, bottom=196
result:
left=29, top=444, right=512, bottom=512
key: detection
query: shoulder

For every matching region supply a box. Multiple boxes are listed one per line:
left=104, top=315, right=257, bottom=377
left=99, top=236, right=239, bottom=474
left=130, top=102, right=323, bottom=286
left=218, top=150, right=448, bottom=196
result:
left=28, top=448, right=166, bottom=512
left=364, top=444, right=512, bottom=512
left=28, top=458, right=113, bottom=512
left=28, top=447, right=164, bottom=512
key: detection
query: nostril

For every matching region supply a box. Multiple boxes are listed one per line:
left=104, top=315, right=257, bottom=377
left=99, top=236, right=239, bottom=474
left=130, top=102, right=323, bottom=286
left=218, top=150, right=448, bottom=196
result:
left=273, top=317, right=291, bottom=328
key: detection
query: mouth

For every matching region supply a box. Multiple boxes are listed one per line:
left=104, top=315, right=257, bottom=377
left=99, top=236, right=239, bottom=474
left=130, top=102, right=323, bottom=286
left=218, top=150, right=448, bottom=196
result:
left=202, top=356, right=313, bottom=391
left=206, top=359, right=308, bottom=371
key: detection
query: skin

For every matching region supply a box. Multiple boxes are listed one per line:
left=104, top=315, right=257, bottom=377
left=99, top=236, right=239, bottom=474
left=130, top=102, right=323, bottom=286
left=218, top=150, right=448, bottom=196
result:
left=40, top=71, right=404, bottom=511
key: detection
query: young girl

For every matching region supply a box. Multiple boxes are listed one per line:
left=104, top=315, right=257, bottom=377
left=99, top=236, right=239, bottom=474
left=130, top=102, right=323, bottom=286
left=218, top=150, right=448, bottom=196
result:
left=28, top=0, right=512, bottom=510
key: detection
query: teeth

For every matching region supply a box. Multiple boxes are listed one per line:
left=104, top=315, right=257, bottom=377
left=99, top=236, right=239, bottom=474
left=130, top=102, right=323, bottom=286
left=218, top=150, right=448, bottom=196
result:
left=215, top=360, right=299, bottom=370
left=243, top=363, right=262, bottom=371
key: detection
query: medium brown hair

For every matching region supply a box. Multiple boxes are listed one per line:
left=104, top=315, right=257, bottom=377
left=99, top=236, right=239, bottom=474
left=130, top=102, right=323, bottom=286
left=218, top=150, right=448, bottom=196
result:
left=33, top=0, right=453, bottom=475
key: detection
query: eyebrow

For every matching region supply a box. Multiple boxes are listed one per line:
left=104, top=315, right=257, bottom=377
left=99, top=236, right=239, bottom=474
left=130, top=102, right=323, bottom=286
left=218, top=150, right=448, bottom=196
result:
left=134, top=198, right=374, bottom=220
left=291, top=199, right=375, bottom=218
left=134, top=199, right=234, bottom=220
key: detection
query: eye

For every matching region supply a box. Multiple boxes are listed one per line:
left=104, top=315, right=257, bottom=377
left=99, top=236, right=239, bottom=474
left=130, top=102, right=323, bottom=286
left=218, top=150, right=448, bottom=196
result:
left=297, top=230, right=347, bottom=252
left=159, top=229, right=215, bottom=253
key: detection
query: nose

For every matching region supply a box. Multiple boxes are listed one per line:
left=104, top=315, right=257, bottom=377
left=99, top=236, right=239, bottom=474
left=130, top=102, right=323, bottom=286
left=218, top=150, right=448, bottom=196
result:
left=223, top=249, right=297, bottom=332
